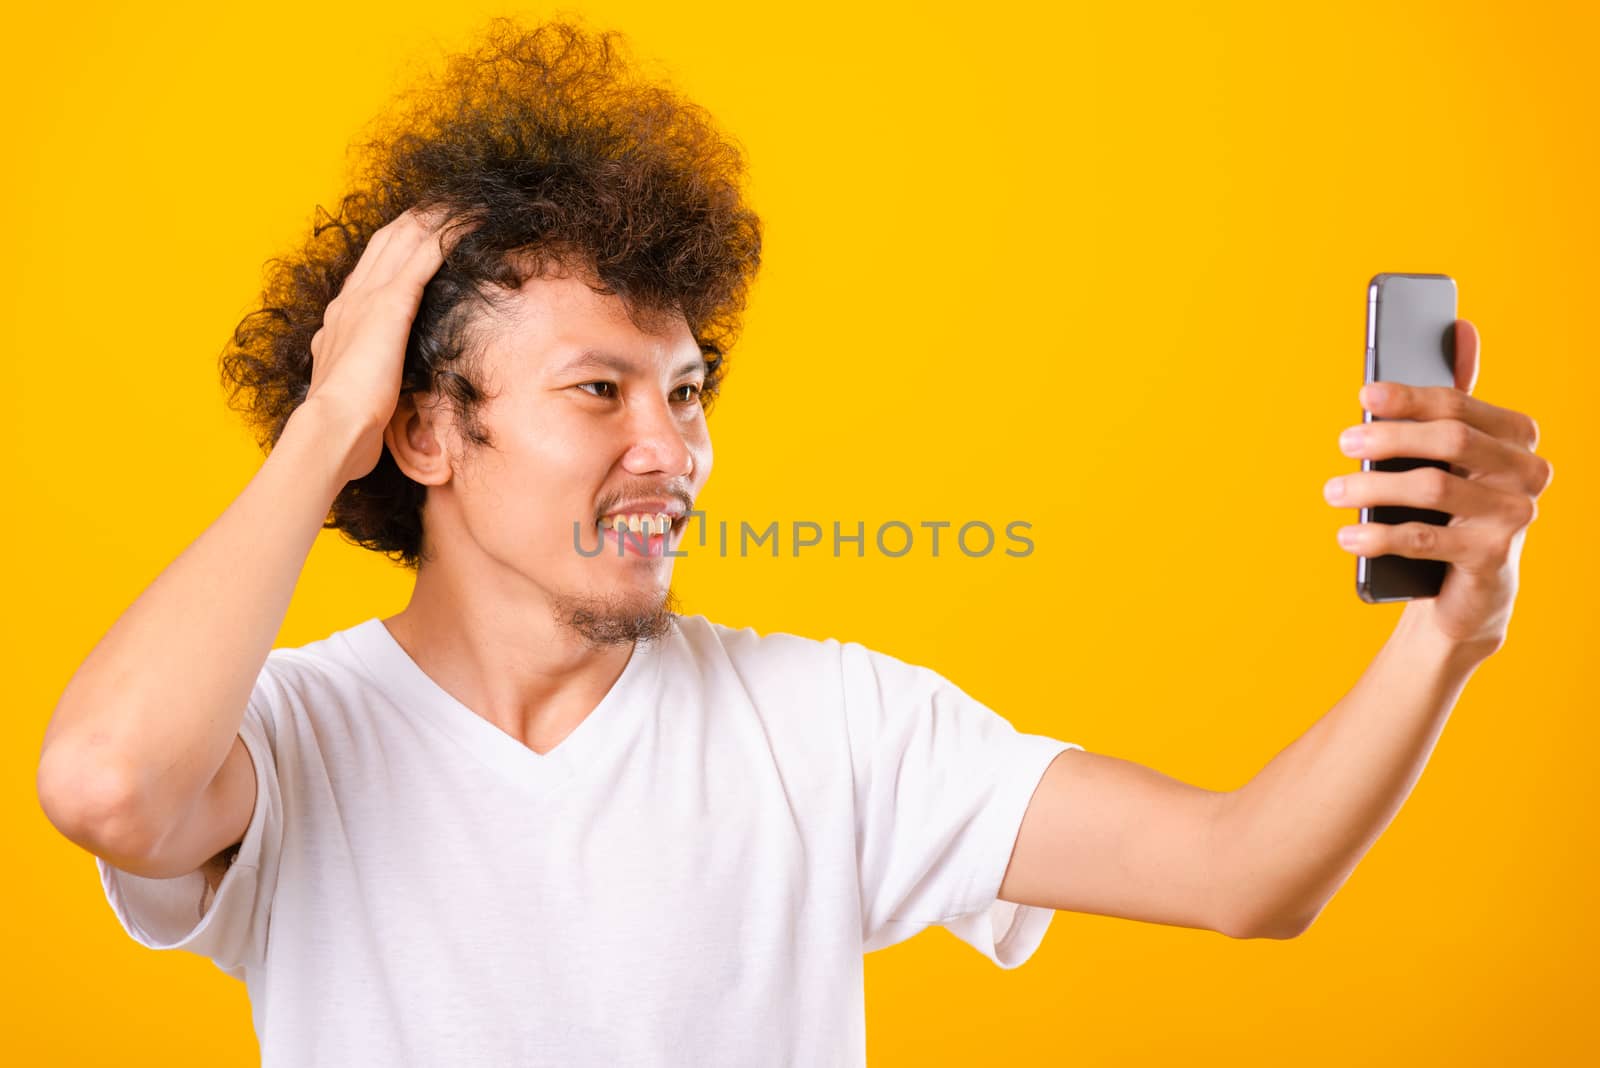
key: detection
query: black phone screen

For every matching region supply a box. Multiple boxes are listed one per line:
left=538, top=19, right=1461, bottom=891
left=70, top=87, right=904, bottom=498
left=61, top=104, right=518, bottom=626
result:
left=1358, top=273, right=1457, bottom=603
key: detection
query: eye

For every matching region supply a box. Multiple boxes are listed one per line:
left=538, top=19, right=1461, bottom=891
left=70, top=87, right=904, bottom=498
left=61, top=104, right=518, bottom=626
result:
left=671, top=383, right=703, bottom=404
left=576, top=381, right=618, bottom=399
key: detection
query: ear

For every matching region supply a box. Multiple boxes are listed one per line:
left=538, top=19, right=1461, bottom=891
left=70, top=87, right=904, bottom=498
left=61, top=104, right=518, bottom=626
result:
left=382, top=391, right=454, bottom=486
left=1453, top=319, right=1481, bottom=395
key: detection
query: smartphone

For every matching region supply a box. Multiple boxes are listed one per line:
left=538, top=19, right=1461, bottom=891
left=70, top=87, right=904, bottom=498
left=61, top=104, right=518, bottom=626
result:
left=1357, top=273, right=1457, bottom=603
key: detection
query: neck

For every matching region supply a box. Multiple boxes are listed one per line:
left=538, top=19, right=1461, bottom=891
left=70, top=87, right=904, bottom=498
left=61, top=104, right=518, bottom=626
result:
left=382, top=568, right=648, bottom=755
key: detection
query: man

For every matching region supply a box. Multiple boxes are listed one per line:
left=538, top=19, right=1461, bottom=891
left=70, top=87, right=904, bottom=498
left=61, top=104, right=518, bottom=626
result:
left=36, top=16, right=1552, bottom=1067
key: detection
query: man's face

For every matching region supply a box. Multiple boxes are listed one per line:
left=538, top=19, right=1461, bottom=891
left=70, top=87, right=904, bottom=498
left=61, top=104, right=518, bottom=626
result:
left=405, top=262, right=713, bottom=643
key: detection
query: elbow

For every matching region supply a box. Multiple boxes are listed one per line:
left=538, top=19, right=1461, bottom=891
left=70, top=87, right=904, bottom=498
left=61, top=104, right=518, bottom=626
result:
left=1222, top=902, right=1318, bottom=941
left=1235, top=916, right=1314, bottom=941
left=36, top=741, right=163, bottom=864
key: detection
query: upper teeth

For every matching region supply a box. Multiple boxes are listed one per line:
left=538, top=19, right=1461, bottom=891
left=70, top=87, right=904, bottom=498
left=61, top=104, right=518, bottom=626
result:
left=599, top=512, right=675, bottom=535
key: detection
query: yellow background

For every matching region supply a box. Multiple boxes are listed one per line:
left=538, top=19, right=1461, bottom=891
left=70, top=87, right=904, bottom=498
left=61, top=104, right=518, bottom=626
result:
left=6, top=1, right=1594, bottom=1063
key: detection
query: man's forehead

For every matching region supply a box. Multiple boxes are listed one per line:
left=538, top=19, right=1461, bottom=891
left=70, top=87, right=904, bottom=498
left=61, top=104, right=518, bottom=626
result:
left=480, top=271, right=700, bottom=377
left=552, top=347, right=706, bottom=380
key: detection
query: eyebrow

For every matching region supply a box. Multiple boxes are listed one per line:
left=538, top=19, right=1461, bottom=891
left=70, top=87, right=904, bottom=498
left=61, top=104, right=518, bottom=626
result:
left=555, top=349, right=707, bottom=380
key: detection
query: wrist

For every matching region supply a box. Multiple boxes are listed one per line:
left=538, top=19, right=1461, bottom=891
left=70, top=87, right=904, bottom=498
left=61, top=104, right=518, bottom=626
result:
left=277, top=399, right=376, bottom=497
left=1396, top=599, right=1502, bottom=675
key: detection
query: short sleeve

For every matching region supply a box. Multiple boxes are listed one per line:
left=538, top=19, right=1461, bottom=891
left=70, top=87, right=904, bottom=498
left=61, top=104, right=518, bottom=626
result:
left=841, top=640, right=1083, bottom=969
left=95, top=657, right=287, bottom=980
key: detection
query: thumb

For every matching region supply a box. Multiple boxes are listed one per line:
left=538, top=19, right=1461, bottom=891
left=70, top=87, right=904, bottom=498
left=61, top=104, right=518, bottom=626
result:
left=1453, top=319, right=1481, bottom=394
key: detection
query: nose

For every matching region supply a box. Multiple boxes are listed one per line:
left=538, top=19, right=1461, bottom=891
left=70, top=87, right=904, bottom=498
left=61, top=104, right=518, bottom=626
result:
left=622, top=391, right=695, bottom=478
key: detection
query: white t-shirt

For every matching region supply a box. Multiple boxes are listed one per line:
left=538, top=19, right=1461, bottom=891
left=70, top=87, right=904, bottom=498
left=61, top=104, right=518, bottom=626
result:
left=96, top=614, right=1081, bottom=1066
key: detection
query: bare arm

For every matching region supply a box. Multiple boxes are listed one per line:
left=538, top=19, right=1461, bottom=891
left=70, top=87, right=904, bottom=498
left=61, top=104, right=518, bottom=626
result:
left=36, top=402, right=360, bottom=866
left=36, top=206, right=469, bottom=872
left=997, top=748, right=1233, bottom=935
left=1216, top=332, right=1549, bottom=936
left=1000, top=331, right=1549, bottom=938
left=998, top=604, right=1490, bottom=939
left=1213, top=600, right=1488, bottom=936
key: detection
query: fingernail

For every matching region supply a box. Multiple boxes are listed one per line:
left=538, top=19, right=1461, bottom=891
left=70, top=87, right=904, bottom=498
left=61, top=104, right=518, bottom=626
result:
left=1337, top=526, right=1360, bottom=549
left=1324, top=477, right=1346, bottom=503
left=1338, top=427, right=1365, bottom=454
left=1361, top=383, right=1386, bottom=408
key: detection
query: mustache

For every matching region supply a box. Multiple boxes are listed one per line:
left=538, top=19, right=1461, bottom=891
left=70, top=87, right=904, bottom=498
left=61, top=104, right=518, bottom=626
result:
left=593, top=484, right=696, bottom=521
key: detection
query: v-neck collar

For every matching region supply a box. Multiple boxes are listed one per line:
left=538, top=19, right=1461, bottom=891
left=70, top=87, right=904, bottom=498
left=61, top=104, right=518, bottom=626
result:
left=337, top=615, right=664, bottom=799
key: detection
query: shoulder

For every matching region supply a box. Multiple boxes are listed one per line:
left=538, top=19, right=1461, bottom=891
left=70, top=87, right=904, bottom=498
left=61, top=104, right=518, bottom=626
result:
left=670, top=613, right=847, bottom=674
left=667, top=614, right=939, bottom=698
left=240, top=622, right=383, bottom=734
left=665, top=615, right=855, bottom=711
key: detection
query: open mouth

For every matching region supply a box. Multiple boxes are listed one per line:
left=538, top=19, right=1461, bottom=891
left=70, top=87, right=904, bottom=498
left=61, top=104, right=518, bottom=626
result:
left=596, top=512, right=680, bottom=537
left=594, top=512, right=683, bottom=557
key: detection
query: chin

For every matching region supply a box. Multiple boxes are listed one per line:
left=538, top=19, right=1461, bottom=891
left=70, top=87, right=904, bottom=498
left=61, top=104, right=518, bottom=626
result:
left=550, top=582, right=681, bottom=647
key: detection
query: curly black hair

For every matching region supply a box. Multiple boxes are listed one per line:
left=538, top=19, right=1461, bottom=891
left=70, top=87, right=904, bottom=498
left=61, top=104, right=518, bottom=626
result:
left=218, top=16, right=762, bottom=570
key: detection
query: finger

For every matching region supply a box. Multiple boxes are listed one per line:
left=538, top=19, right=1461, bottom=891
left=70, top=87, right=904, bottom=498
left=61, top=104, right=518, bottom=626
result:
left=1334, top=520, right=1503, bottom=570
left=1324, top=466, right=1533, bottom=525
left=1453, top=319, right=1480, bottom=395
left=377, top=221, right=458, bottom=299
left=347, top=206, right=449, bottom=297
left=374, top=211, right=480, bottom=295
left=1338, top=416, right=1551, bottom=495
left=1359, top=379, right=1538, bottom=451
left=340, top=223, right=397, bottom=295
